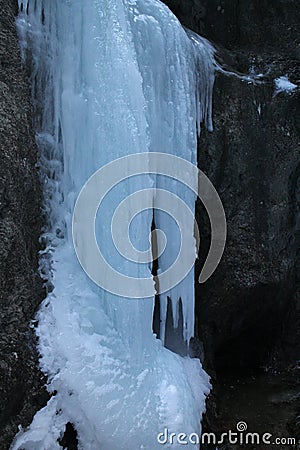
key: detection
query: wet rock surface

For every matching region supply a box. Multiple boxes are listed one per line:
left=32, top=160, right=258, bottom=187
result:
left=164, top=0, right=299, bottom=447
left=0, top=1, right=47, bottom=448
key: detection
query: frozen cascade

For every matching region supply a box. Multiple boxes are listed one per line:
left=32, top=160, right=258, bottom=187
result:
left=13, top=1, right=215, bottom=449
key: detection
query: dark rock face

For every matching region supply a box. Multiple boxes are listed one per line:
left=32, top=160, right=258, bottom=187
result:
left=164, top=0, right=300, bottom=57
left=196, top=73, right=300, bottom=436
left=164, top=0, right=299, bottom=444
left=0, top=1, right=47, bottom=448
left=197, top=74, right=299, bottom=375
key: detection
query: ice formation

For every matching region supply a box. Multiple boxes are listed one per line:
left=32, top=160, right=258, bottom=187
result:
left=12, top=1, right=215, bottom=448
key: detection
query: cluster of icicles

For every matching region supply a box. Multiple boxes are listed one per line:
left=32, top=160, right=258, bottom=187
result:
left=12, top=0, right=216, bottom=449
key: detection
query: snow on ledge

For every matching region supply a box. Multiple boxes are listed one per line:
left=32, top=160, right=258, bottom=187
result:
left=274, top=75, right=298, bottom=95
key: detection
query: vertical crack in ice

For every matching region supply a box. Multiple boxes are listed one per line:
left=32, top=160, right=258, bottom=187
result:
left=12, top=1, right=215, bottom=449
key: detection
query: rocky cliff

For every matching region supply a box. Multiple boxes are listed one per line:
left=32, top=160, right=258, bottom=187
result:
left=0, top=1, right=47, bottom=448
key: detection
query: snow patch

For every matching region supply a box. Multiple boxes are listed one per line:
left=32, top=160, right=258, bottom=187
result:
left=274, top=76, right=297, bottom=95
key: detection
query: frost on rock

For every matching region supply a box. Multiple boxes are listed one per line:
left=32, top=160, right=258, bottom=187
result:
left=13, top=0, right=214, bottom=449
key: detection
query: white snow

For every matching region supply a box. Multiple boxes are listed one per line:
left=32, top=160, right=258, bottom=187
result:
left=274, top=76, right=297, bottom=94
left=13, top=0, right=214, bottom=449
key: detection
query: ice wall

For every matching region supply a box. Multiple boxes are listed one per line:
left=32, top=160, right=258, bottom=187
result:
left=12, top=1, right=214, bottom=449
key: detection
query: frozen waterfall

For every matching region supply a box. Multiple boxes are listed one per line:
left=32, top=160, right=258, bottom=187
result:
left=13, top=0, right=215, bottom=449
